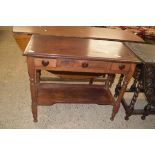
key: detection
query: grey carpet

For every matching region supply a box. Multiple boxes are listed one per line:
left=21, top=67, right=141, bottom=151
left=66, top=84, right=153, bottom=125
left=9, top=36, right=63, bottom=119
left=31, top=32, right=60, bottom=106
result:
left=0, top=30, right=155, bottom=128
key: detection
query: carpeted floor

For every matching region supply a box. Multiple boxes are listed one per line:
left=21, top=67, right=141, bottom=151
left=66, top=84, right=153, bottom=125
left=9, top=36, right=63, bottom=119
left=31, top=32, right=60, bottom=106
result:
left=0, top=30, right=155, bottom=128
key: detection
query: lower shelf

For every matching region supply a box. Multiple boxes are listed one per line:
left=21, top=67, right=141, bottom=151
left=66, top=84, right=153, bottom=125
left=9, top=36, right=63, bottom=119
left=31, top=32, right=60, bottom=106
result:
left=37, top=83, right=114, bottom=105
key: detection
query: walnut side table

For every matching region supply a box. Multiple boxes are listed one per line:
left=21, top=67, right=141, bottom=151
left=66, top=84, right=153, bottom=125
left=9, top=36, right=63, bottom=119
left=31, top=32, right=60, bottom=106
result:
left=24, top=35, right=140, bottom=122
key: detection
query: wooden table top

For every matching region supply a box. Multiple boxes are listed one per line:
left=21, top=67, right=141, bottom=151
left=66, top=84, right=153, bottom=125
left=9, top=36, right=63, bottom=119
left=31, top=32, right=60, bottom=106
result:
left=13, top=26, right=144, bottom=43
left=125, top=42, right=155, bottom=64
left=24, top=35, right=140, bottom=63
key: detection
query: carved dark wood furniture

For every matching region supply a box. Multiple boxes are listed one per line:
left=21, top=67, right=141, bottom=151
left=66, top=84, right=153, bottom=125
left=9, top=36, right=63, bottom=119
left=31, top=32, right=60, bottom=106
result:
left=119, top=42, right=155, bottom=120
left=24, top=34, right=140, bottom=122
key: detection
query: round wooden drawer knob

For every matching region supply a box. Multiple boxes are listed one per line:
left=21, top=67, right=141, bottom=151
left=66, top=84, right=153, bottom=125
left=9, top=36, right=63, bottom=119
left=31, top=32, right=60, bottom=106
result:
left=119, top=64, right=125, bottom=70
left=82, top=62, right=89, bottom=68
left=42, top=60, right=49, bottom=66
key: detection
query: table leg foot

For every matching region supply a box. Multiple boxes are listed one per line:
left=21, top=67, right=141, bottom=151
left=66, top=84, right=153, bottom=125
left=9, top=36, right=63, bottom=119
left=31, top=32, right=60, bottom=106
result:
left=141, top=115, right=146, bottom=120
left=141, top=103, right=151, bottom=120
left=110, top=105, right=119, bottom=121
left=110, top=117, right=114, bottom=121
left=32, top=113, right=38, bottom=122
left=124, top=116, right=129, bottom=120
left=33, top=118, right=38, bottom=122
left=32, top=104, right=38, bottom=122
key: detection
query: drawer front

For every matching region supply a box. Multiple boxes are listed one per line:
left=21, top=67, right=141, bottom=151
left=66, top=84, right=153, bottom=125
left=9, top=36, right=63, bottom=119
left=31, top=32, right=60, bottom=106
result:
left=34, top=58, right=111, bottom=73
left=34, top=58, right=130, bottom=73
left=34, top=58, right=57, bottom=68
left=56, top=59, right=111, bottom=73
left=111, top=63, right=131, bottom=72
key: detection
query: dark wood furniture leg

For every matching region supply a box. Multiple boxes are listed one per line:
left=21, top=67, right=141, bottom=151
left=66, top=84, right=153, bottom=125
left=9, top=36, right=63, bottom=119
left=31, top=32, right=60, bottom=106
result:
left=109, top=74, right=116, bottom=87
left=123, top=80, right=143, bottom=120
left=27, top=57, right=38, bottom=122
left=122, top=65, right=143, bottom=120
left=111, top=64, right=136, bottom=120
left=114, top=74, right=124, bottom=98
left=129, top=65, right=141, bottom=91
left=141, top=104, right=152, bottom=120
left=141, top=65, right=155, bottom=120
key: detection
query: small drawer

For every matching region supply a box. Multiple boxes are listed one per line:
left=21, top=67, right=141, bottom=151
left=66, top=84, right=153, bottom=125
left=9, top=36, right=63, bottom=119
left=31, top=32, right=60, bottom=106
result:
left=34, top=58, right=57, bottom=68
left=111, top=63, right=130, bottom=72
left=57, top=59, right=110, bottom=73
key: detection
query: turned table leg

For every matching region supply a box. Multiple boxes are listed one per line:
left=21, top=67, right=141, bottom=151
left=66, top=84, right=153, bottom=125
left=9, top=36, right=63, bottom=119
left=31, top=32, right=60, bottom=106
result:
left=109, top=74, right=116, bottom=88
left=129, top=65, right=141, bottom=91
left=114, top=74, right=124, bottom=98
left=111, top=76, right=129, bottom=121
left=141, top=103, right=152, bottom=120
left=27, top=57, right=38, bottom=122
left=111, top=64, right=136, bottom=121
left=125, top=80, right=143, bottom=120
left=142, top=65, right=154, bottom=120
